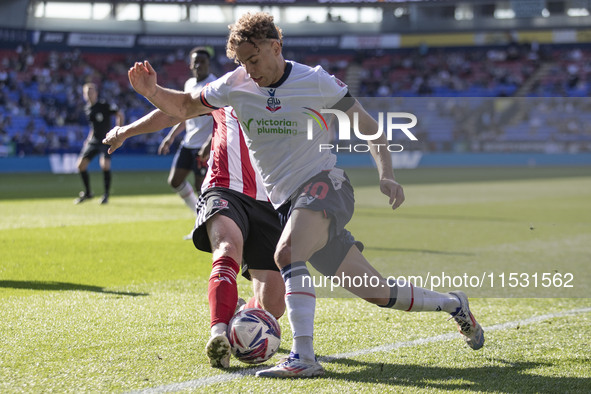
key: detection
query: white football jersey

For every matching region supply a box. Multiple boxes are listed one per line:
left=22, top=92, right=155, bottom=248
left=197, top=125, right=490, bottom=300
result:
left=182, top=74, right=217, bottom=149
left=201, top=61, right=348, bottom=207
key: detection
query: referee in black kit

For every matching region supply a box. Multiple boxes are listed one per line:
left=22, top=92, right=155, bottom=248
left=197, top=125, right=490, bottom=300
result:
left=74, top=82, right=124, bottom=205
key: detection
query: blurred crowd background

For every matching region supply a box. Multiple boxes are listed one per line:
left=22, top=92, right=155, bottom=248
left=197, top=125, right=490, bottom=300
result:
left=2, top=8, right=591, bottom=157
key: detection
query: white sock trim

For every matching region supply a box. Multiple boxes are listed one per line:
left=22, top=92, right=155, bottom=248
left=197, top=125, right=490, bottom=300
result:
left=211, top=323, right=228, bottom=337
left=175, top=181, right=198, bottom=213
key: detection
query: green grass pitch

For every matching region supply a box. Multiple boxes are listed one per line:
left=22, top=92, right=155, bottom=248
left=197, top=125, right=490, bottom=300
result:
left=1, top=166, right=590, bottom=392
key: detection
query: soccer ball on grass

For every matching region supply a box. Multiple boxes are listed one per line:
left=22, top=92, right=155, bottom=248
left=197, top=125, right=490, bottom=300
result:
left=227, top=308, right=281, bottom=364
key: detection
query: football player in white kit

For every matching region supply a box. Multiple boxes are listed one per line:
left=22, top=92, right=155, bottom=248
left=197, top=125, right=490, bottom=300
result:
left=106, top=12, right=484, bottom=378
left=157, top=47, right=216, bottom=226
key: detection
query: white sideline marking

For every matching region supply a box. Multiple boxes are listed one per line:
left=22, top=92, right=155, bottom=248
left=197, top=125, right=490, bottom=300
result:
left=129, top=307, right=591, bottom=393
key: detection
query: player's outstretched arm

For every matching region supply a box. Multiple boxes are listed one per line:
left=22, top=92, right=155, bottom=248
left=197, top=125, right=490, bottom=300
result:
left=158, top=122, right=185, bottom=155
left=115, top=109, right=125, bottom=128
left=346, top=100, right=405, bottom=210
left=129, top=61, right=210, bottom=120
left=103, top=109, right=181, bottom=154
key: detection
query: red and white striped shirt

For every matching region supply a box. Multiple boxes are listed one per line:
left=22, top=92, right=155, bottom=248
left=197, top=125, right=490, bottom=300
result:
left=202, top=107, right=268, bottom=201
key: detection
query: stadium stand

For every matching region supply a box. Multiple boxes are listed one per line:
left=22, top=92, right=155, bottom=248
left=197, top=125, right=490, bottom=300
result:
left=1, top=6, right=590, bottom=157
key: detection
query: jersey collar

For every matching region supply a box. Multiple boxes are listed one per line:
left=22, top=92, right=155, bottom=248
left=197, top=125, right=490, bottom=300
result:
left=267, top=61, right=292, bottom=89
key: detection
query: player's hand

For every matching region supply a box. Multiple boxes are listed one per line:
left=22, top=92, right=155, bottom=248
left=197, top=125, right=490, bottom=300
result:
left=158, top=139, right=171, bottom=155
left=128, top=61, right=158, bottom=99
left=198, top=146, right=210, bottom=162
left=380, top=178, right=405, bottom=210
left=199, top=151, right=210, bottom=162
left=103, top=126, right=126, bottom=154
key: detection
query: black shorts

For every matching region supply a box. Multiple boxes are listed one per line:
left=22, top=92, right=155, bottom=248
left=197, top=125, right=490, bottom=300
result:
left=173, top=146, right=208, bottom=177
left=80, top=140, right=111, bottom=160
left=192, top=187, right=281, bottom=280
left=276, top=168, right=363, bottom=276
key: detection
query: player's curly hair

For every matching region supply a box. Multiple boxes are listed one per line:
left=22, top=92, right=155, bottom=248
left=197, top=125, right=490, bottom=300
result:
left=226, top=12, right=283, bottom=63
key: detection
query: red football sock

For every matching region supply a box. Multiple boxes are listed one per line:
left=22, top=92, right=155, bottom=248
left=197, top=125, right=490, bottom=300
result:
left=245, top=296, right=261, bottom=310
left=208, top=256, right=240, bottom=327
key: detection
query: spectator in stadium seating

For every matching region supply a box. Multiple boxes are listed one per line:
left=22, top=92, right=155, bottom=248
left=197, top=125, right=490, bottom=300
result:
left=74, top=82, right=124, bottom=205
left=157, top=47, right=217, bottom=231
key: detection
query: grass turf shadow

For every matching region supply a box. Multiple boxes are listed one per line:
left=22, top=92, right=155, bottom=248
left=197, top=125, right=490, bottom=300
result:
left=319, top=356, right=591, bottom=392
left=0, top=280, right=148, bottom=296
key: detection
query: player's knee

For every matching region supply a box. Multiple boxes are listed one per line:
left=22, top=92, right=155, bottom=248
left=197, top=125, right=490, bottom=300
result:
left=212, top=241, right=240, bottom=262
left=273, top=243, right=291, bottom=268
left=168, top=177, right=180, bottom=188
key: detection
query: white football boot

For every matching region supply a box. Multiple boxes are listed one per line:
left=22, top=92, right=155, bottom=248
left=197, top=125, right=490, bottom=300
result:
left=449, top=291, right=485, bottom=350
left=256, top=353, right=324, bottom=378
left=205, top=333, right=231, bottom=368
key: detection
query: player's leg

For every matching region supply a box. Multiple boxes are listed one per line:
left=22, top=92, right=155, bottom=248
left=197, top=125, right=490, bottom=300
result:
left=77, top=156, right=91, bottom=194
left=170, top=166, right=195, bottom=209
left=193, top=156, right=208, bottom=195
left=327, top=243, right=390, bottom=304
left=203, top=213, right=243, bottom=368
left=335, top=245, right=461, bottom=312
left=247, top=269, right=285, bottom=319
left=170, top=147, right=198, bottom=214
left=207, top=213, right=244, bottom=333
left=98, top=153, right=111, bottom=204
left=239, top=198, right=285, bottom=319
left=258, top=170, right=350, bottom=378
left=193, top=189, right=255, bottom=368
left=74, top=146, right=94, bottom=204
left=257, top=208, right=329, bottom=378
left=77, top=155, right=90, bottom=172
left=311, top=232, right=484, bottom=350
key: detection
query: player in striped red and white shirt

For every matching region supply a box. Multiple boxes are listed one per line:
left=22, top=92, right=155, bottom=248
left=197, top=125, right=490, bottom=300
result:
left=104, top=107, right=285, bottom=369
left=191, top=107, right=285, bottom=368
left=200, top=106, right=267, bottom=201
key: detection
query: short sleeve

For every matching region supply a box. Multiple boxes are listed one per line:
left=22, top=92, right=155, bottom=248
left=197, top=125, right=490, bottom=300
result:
left=199, top=72, right=234, bottom=110
left=316, top=66, right=348, bottom=109
left=183, top=78, right=194, bottom=93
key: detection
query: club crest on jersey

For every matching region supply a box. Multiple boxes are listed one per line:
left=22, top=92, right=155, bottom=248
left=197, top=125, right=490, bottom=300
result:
left=265, top=89, right=281, bottom=113
left=212, top=198, right=229, bottom=209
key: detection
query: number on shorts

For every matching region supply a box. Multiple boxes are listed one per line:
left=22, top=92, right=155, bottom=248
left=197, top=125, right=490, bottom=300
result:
left=302, top=181, right=329, bottom=200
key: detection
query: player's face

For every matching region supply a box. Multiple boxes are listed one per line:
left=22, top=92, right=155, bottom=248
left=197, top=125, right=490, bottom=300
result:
left=190, top=52, right=210, bottom=81
left=236, top=39, right=283, bottom=87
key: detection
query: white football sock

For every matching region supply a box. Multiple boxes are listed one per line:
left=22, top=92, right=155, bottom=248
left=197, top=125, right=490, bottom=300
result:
left=211, top=323, right=227, bottom=337
left=282, top=261, right=316, bottom=362
left=175, top=181, right=198, bottom=215
left=391, top=279, right=460, bottom=313
left=293, top=336, right=314, bottom=360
